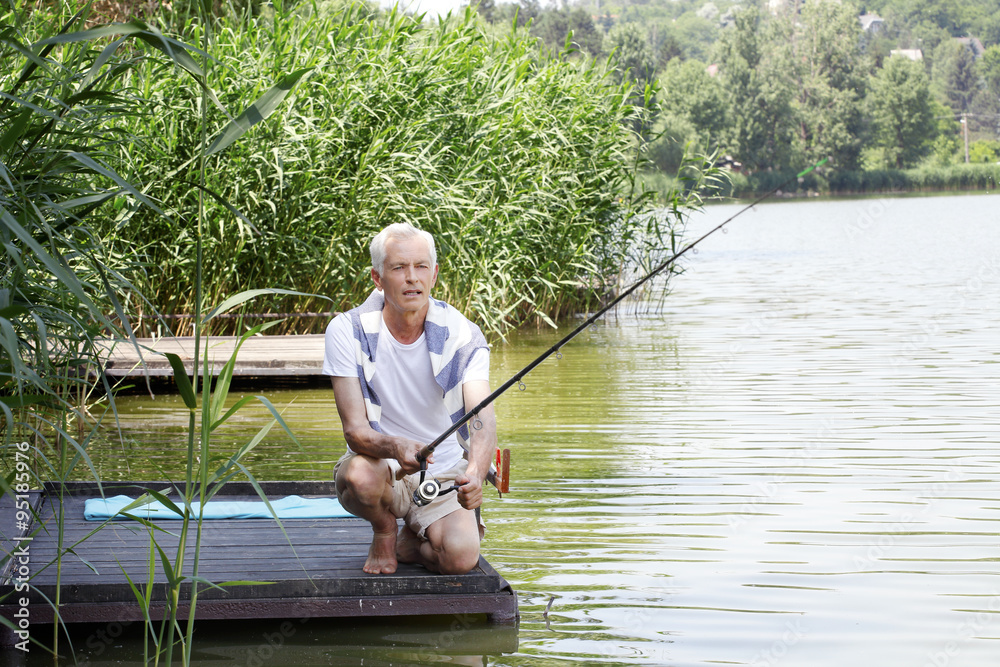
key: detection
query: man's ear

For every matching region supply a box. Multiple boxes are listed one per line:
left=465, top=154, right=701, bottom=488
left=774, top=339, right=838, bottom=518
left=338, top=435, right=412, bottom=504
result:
left=371, top=267, right=382, bottom=290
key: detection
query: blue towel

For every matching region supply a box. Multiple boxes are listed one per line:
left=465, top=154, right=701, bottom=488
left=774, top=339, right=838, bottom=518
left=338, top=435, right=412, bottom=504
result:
left=84, top=494, right=354, bottom=521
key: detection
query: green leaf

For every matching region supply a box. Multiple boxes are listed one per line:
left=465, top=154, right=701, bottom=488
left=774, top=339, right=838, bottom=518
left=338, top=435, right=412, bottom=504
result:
left=254, top=395, right=303, bottom=450
left=0, top=394, right=53, bottom=409
left=188, top=576, right=276, bottom=593
left=145, top=489, right=187, bottom=519
left=164, top=353, right=196, bottom=410
left=116, top=558, right=151, bottom=616
left=203, top=288, right=324, bottom=323
left=35, top=22, right=207, bottom=77
left=0, top=109, right=31, bottom=155
left=69, top=153, right=171, bottom=220
left=206, top=68, right=311, bottom=156
left=153, top=540, right=181, bottom=588
left=0, top=209, right=98, bottom=312
left=0, top=305, right=29, bottom=318
left=210, top=395, right=255, bottom=433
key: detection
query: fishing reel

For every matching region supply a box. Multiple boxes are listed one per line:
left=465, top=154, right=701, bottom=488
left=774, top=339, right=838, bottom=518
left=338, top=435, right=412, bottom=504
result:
left=412, top=478, right=463, bottom=507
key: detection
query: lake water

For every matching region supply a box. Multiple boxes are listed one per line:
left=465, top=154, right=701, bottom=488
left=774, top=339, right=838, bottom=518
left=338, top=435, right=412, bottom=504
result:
left=36, top=194, right=1000, bottom=665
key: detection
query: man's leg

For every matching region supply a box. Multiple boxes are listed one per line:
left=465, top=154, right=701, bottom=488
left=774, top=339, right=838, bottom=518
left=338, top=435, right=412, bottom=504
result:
left=335, top=453, right=400, bottom=574
left=401, top=507, right=481, bottom=575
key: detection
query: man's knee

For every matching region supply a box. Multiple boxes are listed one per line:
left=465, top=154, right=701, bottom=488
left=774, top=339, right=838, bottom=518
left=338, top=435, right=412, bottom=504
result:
left=432, top=524, right=481, bottom=574
left=436, top=543, right=480, bottom=575
left=337, top=455, right=389, bottom=502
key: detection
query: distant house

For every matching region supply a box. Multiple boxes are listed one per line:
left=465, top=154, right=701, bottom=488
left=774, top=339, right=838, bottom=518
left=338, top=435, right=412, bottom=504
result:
left=706, top=63, right=719, bottom=77
left=955, top=37, right=986, bottom=59
left=767, top=0, right=801, bottom=15
left=890, top=49, right=924, bottom=61
left=858, top=12, right=884, bottom=34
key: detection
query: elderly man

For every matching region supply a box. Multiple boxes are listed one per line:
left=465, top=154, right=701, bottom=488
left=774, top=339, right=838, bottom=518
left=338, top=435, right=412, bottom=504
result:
left=322, top=222, right=497, bottom=575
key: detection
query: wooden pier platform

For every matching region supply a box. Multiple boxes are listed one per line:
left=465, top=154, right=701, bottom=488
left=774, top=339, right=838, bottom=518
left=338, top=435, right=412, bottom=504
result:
left=99, top=335, right=328, bottom=378
left=0, top=481, right=518, bottom=647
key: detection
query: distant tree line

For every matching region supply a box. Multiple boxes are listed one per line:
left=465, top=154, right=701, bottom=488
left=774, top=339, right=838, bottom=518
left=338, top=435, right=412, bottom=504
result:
left=473, top=0, right=1000, bottom=176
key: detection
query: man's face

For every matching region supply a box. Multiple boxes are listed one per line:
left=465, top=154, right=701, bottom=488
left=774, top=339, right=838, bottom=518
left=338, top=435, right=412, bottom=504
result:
left=372, top=235, right=439, bottom=318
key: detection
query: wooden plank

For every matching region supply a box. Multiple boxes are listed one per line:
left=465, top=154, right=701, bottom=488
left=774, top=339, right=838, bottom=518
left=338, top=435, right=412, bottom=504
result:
left=16, top=589, right=519, bottom=627
left=98, top=335, right=327, bottom=378
left=45, top=479, right=340, bottom=497
left=0, top=480, right=518, bottom=642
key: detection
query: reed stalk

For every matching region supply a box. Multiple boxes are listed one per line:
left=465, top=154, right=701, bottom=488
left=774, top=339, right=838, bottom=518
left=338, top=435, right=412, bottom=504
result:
left=89, top=2, right=692, bottom=340
left=2, top=4, right=309, bottom=660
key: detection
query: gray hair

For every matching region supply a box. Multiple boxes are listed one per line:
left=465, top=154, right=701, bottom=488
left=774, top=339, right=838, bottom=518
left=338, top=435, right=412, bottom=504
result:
left=369, top=223, right=437, bottom=275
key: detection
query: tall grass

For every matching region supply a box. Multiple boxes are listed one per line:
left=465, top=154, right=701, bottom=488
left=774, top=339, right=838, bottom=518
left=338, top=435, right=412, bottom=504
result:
left=105, top=3, right=676, bottom=339
left=720, top=162, right=1000, bottom=198
left=0, top=4, right=183, bottom=655
left=2, top=4, right=309, bottom=662
left=2, top=1, right=709, bottom=660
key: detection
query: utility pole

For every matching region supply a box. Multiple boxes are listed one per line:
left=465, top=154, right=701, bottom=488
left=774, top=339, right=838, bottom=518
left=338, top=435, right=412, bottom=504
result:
left=962, top=112, right=970, bottom=164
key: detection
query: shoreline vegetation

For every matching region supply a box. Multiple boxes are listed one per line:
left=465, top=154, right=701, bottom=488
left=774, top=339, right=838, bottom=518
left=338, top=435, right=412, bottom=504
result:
left=15, top=2, right=709, bottom=342
left=642, top=162, right=1000, bottom=200
left=2, top=0, right=714, bottom=463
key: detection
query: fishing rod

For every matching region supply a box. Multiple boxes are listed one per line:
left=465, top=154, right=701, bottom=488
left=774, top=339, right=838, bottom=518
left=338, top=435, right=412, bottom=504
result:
left=412, top=158, right=829, bottom=504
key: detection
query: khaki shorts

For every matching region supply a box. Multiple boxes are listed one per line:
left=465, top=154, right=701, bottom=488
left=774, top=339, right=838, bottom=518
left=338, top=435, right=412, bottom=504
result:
left=333, top=451, right=485, bottom=539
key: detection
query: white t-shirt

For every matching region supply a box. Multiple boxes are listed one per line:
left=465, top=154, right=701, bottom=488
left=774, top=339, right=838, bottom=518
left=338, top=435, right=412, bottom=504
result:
left=323, top=312, right=489, bottom=474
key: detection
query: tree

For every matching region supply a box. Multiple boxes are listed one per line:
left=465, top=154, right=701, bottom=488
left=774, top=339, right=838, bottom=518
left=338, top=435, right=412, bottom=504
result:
left=651, top=59, right=728, bottom=173
left=659, top=59, right=728, bottom=145
left=532, top=7, right=602, bottom=56
left=716, top=5, right=796, bottom=171
left=604, top=24, right=659, bottom=133
left=605, top=23, right=657, bottom=90
left=973, top=45, right=1000, bottom=138
left=933, top=39, right=979, bottom=114
left=475, top=0, right=496, bottom=23
left=791, top=0, right=870, bottom=171
left=867, top=55, right=938, bottom=168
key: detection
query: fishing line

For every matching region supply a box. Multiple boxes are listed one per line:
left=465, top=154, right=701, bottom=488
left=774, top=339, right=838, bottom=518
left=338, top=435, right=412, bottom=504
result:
left=415, top=158, right=829, bottom=491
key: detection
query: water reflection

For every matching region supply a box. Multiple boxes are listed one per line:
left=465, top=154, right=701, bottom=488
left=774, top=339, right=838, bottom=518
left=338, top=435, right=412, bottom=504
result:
left=16, top=616, right=517, bottom=666
left=60, top=194, right=1000, bottom=665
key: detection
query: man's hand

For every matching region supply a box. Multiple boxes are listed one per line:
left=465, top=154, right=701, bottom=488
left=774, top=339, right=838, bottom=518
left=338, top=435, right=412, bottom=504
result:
left=455, top=472, right=483, bottom=510
left=395, top=438, right=431, bottom=476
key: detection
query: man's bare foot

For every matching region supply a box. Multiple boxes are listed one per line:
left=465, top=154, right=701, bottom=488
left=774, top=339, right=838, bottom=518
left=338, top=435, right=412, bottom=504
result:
left=395, top=525, right=423, bottom=565
left=363, top=530, right=398, bottom=574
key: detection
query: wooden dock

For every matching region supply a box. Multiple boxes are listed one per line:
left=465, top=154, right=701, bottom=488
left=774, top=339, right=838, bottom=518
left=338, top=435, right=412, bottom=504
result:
left=99, top=335, right=328, bottom=378
left=0, top=481, right=518, bottom=648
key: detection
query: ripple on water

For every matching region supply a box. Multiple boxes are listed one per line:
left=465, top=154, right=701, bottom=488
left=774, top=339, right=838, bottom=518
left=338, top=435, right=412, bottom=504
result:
left=77, top=195, right=1000, bottom=666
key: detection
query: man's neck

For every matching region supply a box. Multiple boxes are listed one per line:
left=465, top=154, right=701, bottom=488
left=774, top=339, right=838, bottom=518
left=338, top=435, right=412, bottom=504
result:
left=382, top=307, right=426, bottom=345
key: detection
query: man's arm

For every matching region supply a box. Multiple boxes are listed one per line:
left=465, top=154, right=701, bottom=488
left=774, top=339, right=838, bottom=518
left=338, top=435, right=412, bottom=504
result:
left=456, top=379, right=498, bottom=510
left=330, top=376, right=428, bottom=475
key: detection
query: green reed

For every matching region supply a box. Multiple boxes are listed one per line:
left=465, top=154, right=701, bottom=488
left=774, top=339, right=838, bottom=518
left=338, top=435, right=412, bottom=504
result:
left=2, top=1, right=711, bottom=660
left=1, top=2, right=309, bottom=661
left=104, top=2, right=690, bottom=340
